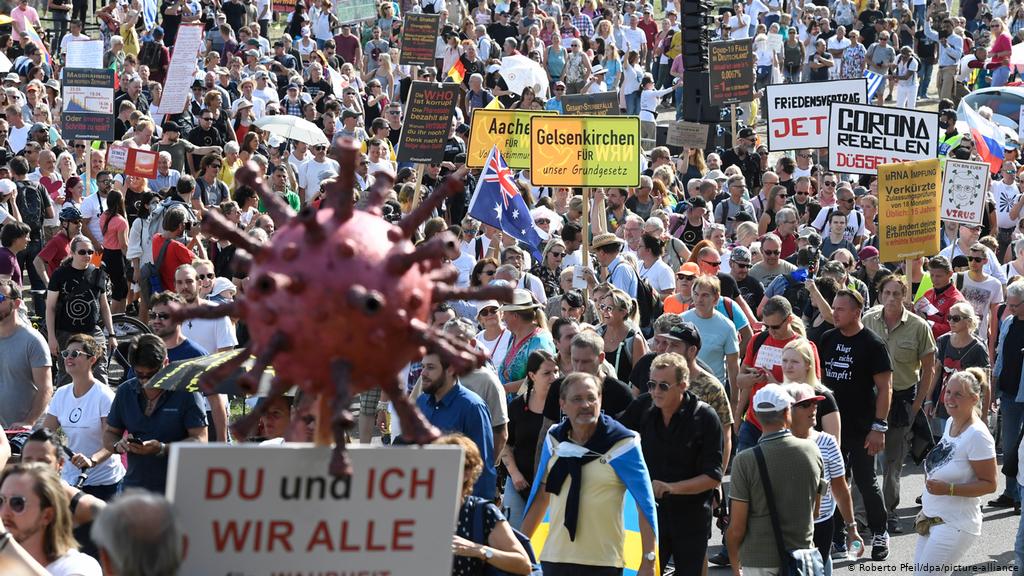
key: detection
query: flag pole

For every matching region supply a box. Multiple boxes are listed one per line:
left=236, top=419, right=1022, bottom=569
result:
left=411, top=163, right=426, bottom=210
left=581, top=188, right=591, bottom=302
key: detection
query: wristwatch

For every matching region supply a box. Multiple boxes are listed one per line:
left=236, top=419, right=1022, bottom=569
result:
left=482, top=547, right=494, bottom=560
left=645, top=552, right=657, bottom=562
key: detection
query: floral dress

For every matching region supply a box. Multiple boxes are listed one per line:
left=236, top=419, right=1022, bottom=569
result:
left=498, top=329, right=556, bottom=385
left=841, top=43, right=866, bottom=79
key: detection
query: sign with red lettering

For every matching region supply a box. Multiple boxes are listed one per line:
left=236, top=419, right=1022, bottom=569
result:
left=125, top=149, right=158, bottom=179
left=396, top=81, right=460, bottom=164
left=167, top=444, right=464, bottom=575
left=765, top=79, right=867, bottom=151
left=940, top=159, right=989, bottom=226
left=827, top=102, right=940, bottom=176
left=708, top=39, right=754, bottom=107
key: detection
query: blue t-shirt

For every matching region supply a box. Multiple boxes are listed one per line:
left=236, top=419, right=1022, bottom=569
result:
left=106, top=379, right=208, bottom=494
left=416, top=383, right=496, bottom=499
left=166, top=339, right=209, bottom=362
left=681, top=309, right=739, bottom=384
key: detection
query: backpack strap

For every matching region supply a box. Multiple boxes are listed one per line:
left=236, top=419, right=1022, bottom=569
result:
left=955, top=272, right=965, bottom=291
left=750, top=329, right=771, bottom=362
left=723, top=297, right=734, bottom=321
left=154, top=235, right=172, bottom=270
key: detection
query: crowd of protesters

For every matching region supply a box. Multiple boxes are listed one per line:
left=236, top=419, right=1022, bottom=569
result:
left=0, top=0, right=1022, bottom=574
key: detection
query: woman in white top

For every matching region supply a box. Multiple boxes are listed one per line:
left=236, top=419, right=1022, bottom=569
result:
left=43, top=334, right=126, bottom=501
left=916, top=368, right=997, bottom=576
left=475, top=300, right=513, bottom=372
left=637, top=74, right=675, bottom=123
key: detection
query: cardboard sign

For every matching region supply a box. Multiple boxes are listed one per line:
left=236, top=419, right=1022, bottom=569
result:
left=640, top=120, right=657, bottom=151
left=396, top=81, right=460, bottom=164
left=167, top=444, right=464, bottom=575
left=878, top=159, right=942, bottom=261
left=667, top=121, right=710, bottom=149
left=105, top=145, right=129, bottom=173
left=65, top=39, right=103, bottom=68
left=561, top=91, right=620, bottom=116
left=765, top=79, right=867, bottom=151
left=940, top=159, right=990, bottom=226
left=272, top=0, right=296, bottom=13
left=468, top=109, right=555, bottom=169
left=399, top=14, right=440, bottom=67
left=61, top=68, right=115, bottom=142
left=337, top=0, right=377, bottom=23
left=767, top=33, right=784, bottom=54
left=709, top=39, right=754, bottom=106
left=125, top=149, right=159, bottom=179
left=530, top=115, right=641, bottom=187
left=827, top=102, right=940, bottom=175
left=161, top=24, right=204, bottom=114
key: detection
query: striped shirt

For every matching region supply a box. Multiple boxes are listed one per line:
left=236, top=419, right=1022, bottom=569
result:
left=814, top=432, right=844, bottom=523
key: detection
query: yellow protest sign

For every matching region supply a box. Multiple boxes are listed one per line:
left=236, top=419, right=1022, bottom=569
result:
left=878, top=158, right=941, bottom=262
left=530, top=115, right=641, bottom=187
left=467, top=109, right=554, bottom=169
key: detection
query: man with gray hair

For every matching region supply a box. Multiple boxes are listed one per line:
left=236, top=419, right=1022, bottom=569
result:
left=726, top=384, right=826, bottom=572
left=991, top=280, right=1024, bottom=511
left=91, top=490, right=183, bottom=576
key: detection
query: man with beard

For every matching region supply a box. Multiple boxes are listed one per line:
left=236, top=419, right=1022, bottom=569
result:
left=729, top=246, right=763, bottom=311
left=412, top=351, right=496, bottom=499
left=148, top=291, right=207, bottom=362
left=720, top=127, right=761, bottom=191
left=174, top=263, right=235, bottom=443
left=187, top=111, right=226, bottom=174
left=154, top=121, right=220, bottom=175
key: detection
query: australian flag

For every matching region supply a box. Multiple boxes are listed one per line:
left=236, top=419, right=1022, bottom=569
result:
left=467, top=145, right=543, bottom=259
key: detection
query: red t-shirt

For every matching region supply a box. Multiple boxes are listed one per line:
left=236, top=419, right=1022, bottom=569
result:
left=152, top=235, right=194, bottom=292
left=37, top=233, right=70, bottom=275
left=742, top=332, right=820, bottom=430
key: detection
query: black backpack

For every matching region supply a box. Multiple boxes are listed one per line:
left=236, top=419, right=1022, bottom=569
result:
left=633, top=269, right=663, bottom=332
left=782, top=272, right=810, bottom=316
left=138, top=41, right=164, bottom=73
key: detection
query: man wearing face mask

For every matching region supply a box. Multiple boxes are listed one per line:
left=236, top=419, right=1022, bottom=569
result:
left=720, top=127, right=762, bottom=192
left=937, top=109, right=963, bottom=159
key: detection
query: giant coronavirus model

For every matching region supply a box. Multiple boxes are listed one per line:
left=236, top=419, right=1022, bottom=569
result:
left=171, top=141, right=513, bottom=475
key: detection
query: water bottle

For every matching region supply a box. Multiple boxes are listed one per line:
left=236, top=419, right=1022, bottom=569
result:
left=846, top=540, right=863, bottom=561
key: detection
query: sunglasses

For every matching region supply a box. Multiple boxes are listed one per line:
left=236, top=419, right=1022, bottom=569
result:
left=0, top=495, right=28, bottom=514
left=796, top=191, right=809, bottom=196
left=197, top=273, right=215, bottom=280
left=478, top=307, right=498, bottom=317
left=647, top=380, right=673, bottom=392
left=76, top=249, right=95, bottom=256
left=676, top=274, right=696, bottom=280
left=732, top=262, right=751, bottom=269
left=967, top=256, right=985, bottom=263
left=840, top=198, right=855, bottom=204
left=201, top=117, right=213, bottom=121
left=481, top=269, right=495, bottom=276
left=134, top=368, right=159, bottom=381
left=764, top=321, right=785, bottom=330
left=211, top=164, right=222, bottom=169
left=61, top=349, right=94, bottom=359
left=151, top=312, right=172, bottom=321
left=703, top=259, right=721, bottom=267
left=947, top=315, right=964, bottom=323
left=823, top=181, right=836, bottom=186
left=762, top=250, right=780, bottom=256
left=549, top=251, right=565, bottom=258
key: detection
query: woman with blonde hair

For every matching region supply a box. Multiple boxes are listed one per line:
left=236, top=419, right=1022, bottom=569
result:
left=781, top=337, right=841, bottom=441
left=931, top=301, right=990, bottom=418
left=598, top=288, right=648, bottom=382
left=498, top=290, right=556, bottom=391
left=915, top=368, right=996, bottom=575
left=438, top=434, right=533, bottom=576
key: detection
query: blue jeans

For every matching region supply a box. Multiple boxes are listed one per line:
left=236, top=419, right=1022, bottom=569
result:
left=625, top=91, right=641, bottom=116
left=674, top=84, right=685, bottom=120
left=1016, top=483, right=1024, bottom=568
left=913, top=3, right=926, bottom=26
left=503, top=476, right=527, bottom=530
left=917, top=60, right=933, bottom=98
left=1001, top=393, right=1024, bottom=500
left=736, top=420, right=762, bottom=454
left=992, top=66, right=1011, bottom=87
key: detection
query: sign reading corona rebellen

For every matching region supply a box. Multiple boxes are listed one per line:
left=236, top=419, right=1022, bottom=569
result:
left=468, top=109, right=554, bottom=169
left=878, top=158, right=941, bottom=261
left=827, top=102, right=940, bottom=175
left=530, top=116, right=641, bottom=187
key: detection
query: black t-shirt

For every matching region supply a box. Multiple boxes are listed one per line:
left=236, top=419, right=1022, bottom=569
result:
left=160, top=0, right=182, bottom=45
left=716, top=271, right=740, bottom=300
left=47, top=265, right=108, bottom=333
left=222, top=0, right=246, bottom=32
left=542, top=374, right=633, bottom=422
left=859, top=10, right=884, bottom=45
left=680, top=219, right=704, bottom=249
left=998, top=319, right=1024, bottom=397
left=307, top=78, right=333, bottom=113
left=487, top=22, right=518, bottom=47
left=187, top=126, right=225, bottom=171
left=819, top=326, right=892, bottom=438
left=808, top=51, right=832, bottom=81
left=734, top=274, right=764, bottom=312
left=14, top=180, right=48, bottom=240
left=814, top=385, right=839, bottom=431
left=506, top=394, right=545, bottom=496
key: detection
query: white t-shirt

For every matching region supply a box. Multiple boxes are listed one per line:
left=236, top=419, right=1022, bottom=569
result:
left=896, top=57, right=919, bottom=86
left=182, top=303, right=238, bottom=354
left=922, top=419, right=996, bottom=535
left=298, top=158, right=341, bottom=201
left=79, top=191, right=107, bottom=242
left=993, top=180, right=1021, bottom=229
left=728, top=14, right=751, bottom=38
left=476, top=329, right=513, bottom=372
left=958, top=273, right=1004, bottom=349
left=8, top=124, right=28, bottom=153
left=746, top=0, right=769, bottom=25
left=46, top=383, right=126, bottom=486
left=639, top=258, right=674, bottom=293
left=827, top=37, right=851, bottom=54
left=47, top=549, right=103, bottom=576
left=450, top=250, right=474, bottom=287
left=811, top=207, right=865, bottom=244
left=622, top=27, right=647, bottom=53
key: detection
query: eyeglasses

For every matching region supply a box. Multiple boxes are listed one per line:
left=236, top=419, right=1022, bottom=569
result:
left=967, top=256, right=985, bottom=263
left=134, top=368, right=159, bottom=382
left=197, top=273, right=215, bottom=280
left=798, top=154, right=810, bottom=158
left=151, top=312, right=172, bottom=321
left=76, top=249, right=95, bottom=256
left=702, top=259, right=721, bottom=267
left=647, top=380, right=673, bottom=392
left=762, top=250, right=780, bottom=256
left=201, top=117, right=213, bottom=121
left=840, top=198, right=855, bottom=204
left=823, top=181, right=836, bottom=186
left=947, top=315, right=964, bottom=323
left=549, top=251, right=565, bottom=258
left=0, top=495, right=28, bottom=514
left=478, top=307, right=498, bottom=317
left=838, top=261, right=854, bottom=268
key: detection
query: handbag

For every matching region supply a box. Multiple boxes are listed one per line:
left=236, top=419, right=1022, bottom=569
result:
left=914, top=511, right=944, bottom=536
left=469, top=497, right=542, bottom=576
left=753, top=446, right=826, bottom=576
left=140, top=236, right=171, bottom=300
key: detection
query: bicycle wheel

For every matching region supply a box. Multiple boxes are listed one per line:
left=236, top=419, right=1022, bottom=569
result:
left=107, top=314, right=152, bottom=386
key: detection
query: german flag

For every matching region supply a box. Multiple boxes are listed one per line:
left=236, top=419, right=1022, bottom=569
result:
left=446, top=59, right=466, bottom=84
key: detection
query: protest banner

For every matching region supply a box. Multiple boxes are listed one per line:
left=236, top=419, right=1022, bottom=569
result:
left=338, top=0, right=377, bottom=22
left=396, top=81, right=460, bottom=164
left=709, top=39, right=754, bottom=107
left=530, top=115, right=641, bottom=187
left=827, top=102, right=940, bottom=175
left=468, top=109, right=554, bottom=169
left=65, top=39, right=103, bottom=69
left=161, top=24, right=204, bottom=113
left=61, top=68, right=115, bottom=142
left=765, top=79, right=866, bottom=151
left=168, top=444, right=463, bottom=575
left=767, top=33, right=784, bottom=54
left=877, top=158, right=941, bottom=262
left=940, top=159, right=990, bottom=226
left=666, top=120, right=710, bottom=149
left=125, top=149, right=159, bottom=179
left=562, top=91, right=620, bottom=116
left=105, top=144, right=129, bottom=173
left=272, top=0, right=296, bottom=13
left=399, top=14, right=441, bottom=67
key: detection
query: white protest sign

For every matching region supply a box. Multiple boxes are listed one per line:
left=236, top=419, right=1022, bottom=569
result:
left=767, top=33, right=784, bottom=53
left=168, top=444, right=464, bottom=575
left=827, top=102, right=940, bottom=175
left=940, top=159, right=990, bottom=226
left=161, top=24, right=204, bottom=113
left=65, top=40, right=103, bottom=69
left=765, top=79, right=866, bottom=151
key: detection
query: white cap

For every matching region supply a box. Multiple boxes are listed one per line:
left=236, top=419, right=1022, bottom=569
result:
left=0, top=179, right=16, bottom=196
left=753, top=384, right=795, bottom=412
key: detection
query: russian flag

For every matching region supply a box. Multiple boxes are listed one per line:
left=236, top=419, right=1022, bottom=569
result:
left=961, top=103, right=1005, bottom=174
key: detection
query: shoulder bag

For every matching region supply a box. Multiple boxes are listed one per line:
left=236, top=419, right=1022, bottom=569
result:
left=753, top=445, right=825, bottom=576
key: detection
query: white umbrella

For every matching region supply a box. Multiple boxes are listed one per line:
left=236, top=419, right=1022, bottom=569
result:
left=499, top=55, right=549, bottom=99
left=253, top=115, right=330, bottom=147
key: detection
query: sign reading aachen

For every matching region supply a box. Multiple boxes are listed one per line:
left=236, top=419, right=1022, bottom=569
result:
left=468, top=109, right=554, bottom=169
left=530, top=116, right=641, bottom=187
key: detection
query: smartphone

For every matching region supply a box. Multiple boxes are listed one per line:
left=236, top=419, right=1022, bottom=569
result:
left=126, top=437, right=144, bottom=445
